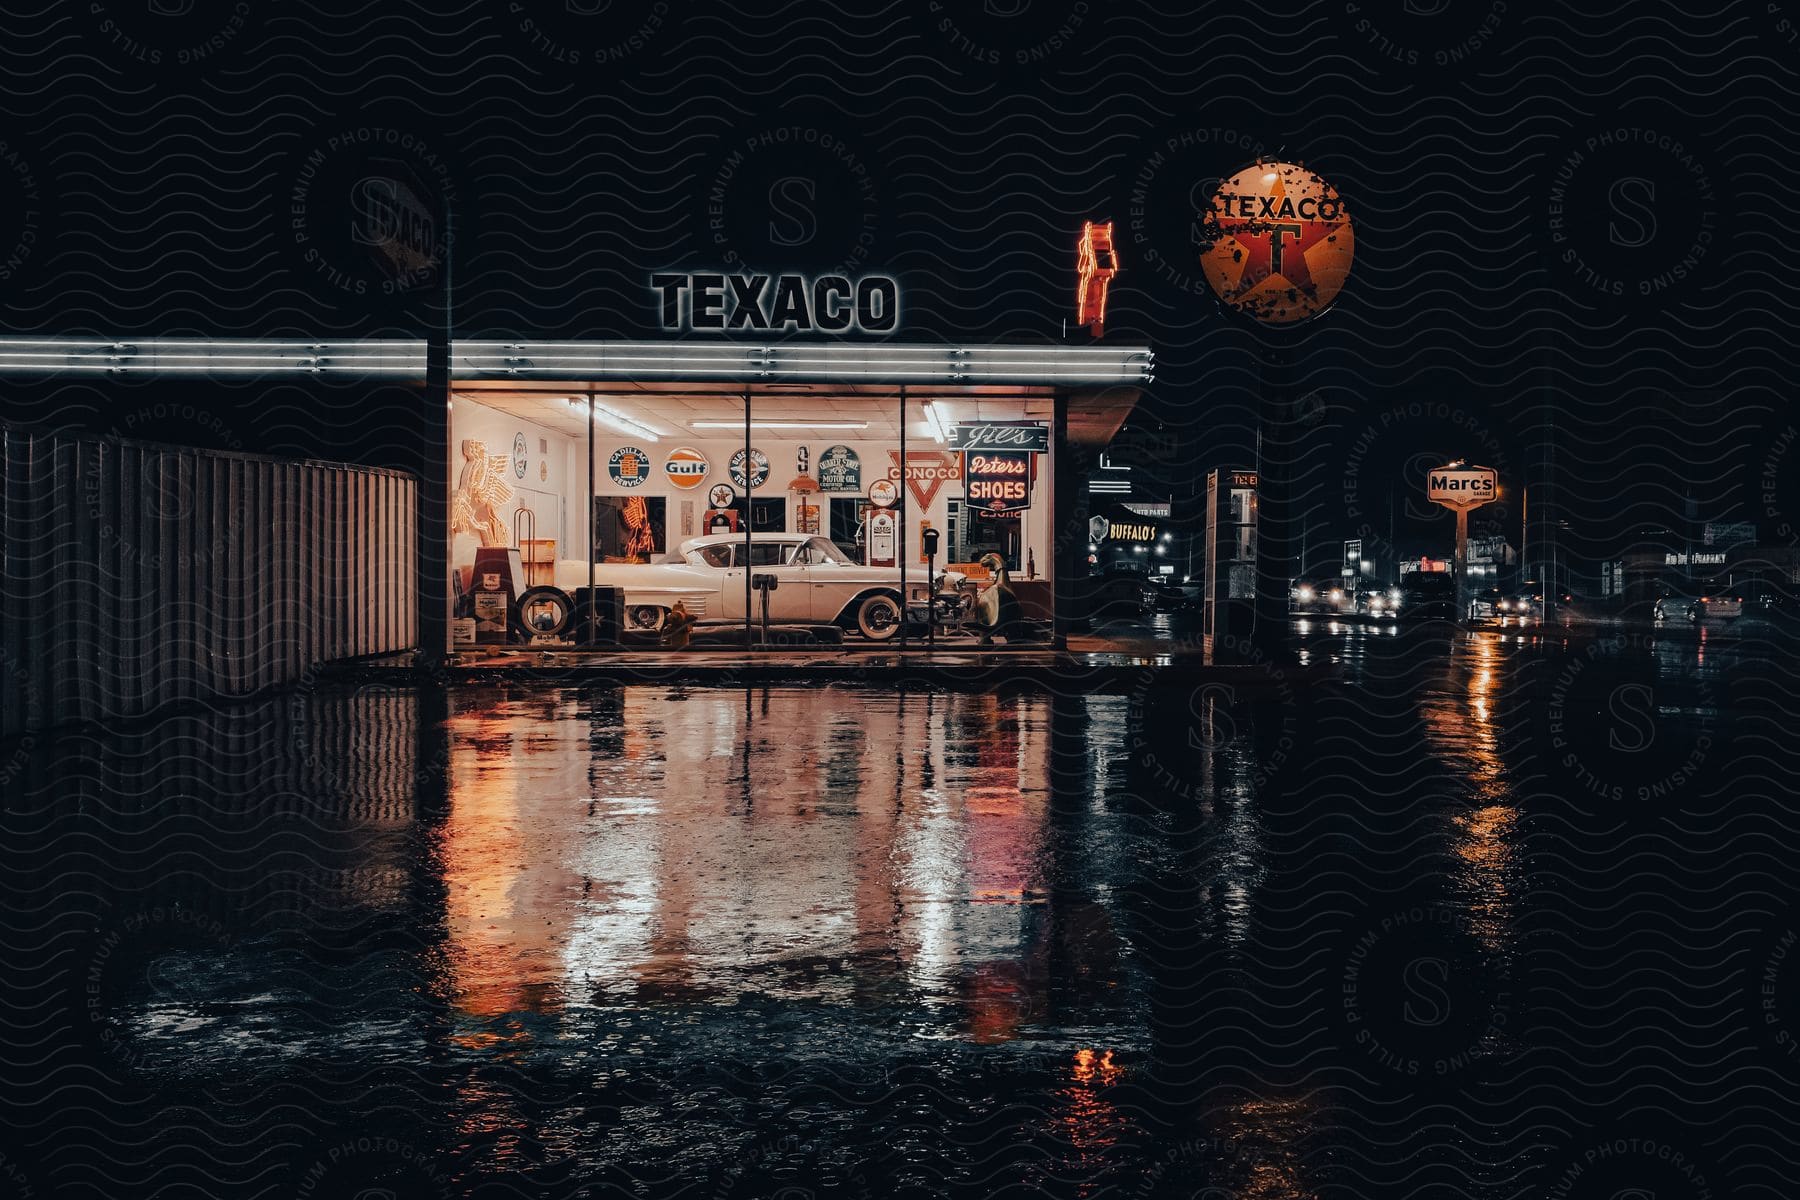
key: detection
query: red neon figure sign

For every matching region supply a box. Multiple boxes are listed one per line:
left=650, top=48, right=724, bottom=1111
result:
left=1077, top=220, right=1118, bottom=337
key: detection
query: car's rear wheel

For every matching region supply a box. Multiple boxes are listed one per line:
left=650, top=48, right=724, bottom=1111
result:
left=854, top=593, right=902, bottom=641
left=626, top=604, right=668, bottom=633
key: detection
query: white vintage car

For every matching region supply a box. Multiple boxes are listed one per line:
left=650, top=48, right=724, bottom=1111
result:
left=554, top=533, right=967, bottom=640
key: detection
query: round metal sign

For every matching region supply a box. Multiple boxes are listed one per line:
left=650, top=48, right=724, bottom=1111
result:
left=729, top=447, right=769, bottom=490
left=663, top=446, right=709, bottom=490
left=707, top=482, right=737, bottom=509
left=1200, top=161, right=1353, bottom=324
left=608, top=446, right=651, bottom=488
left=867, top=478, right=899, bottom=508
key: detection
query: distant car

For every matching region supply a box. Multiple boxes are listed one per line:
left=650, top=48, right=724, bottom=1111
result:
left=1290, top=582, right=1333, bottom=613
left=1467, top=588, right=1505, bottom=622
left=1142, top=577, right=1194, bottom=612
left=1356, top=588, right=1401, bottom=619
left=1655, top=590, right=1743, bottom=623
left=1090, top=570, right=1148, bottom=618
left=1397, top=571, right=1457, bottom=621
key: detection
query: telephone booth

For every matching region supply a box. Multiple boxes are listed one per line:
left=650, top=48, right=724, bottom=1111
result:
left=1203, top=467, right=1258, bottom=664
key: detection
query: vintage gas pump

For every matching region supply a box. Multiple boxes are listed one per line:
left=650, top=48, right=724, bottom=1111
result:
left=470, top=545, right=524, bottom=645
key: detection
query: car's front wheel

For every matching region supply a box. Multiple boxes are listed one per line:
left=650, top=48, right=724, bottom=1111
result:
left=626, top=604, right=668, bottom=633
left=854, top=593, right=903, bottom=641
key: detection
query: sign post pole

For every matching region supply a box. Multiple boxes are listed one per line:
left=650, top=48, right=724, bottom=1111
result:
left=898, top=383, right=908, bottom=651
left=587, top=392, right=596, bottom=647
left=1426, top=463, right=1499, bottom=620
left=1197, top=160, right=1355, bottom=663
left=1253, top=336, right=1295, bottom=662
left=1454, top=507, right=1471, bottom=618
left=743, top=386, right=753, bottom=649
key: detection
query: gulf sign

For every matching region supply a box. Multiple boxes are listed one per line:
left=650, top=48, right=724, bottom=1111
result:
left=664, top=446, right=709, bottom=490
left=1427, top=465, right=1498, bottom=510
left=1200, top=161, right=1353, bottom=325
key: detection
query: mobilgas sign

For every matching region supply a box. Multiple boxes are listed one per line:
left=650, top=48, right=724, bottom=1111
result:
left=948, top=422, right=1049, bottom=453
left=652, top=273, right=899, bottom=333
left=1427, top=465, right=1498, bottom=509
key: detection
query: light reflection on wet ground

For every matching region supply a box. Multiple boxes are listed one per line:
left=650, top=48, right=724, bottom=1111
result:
left=5, top=626, right=1795, bottom=1197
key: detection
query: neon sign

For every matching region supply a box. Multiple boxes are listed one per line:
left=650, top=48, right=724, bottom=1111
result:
left=1076, top=221, right=1117, bottom=336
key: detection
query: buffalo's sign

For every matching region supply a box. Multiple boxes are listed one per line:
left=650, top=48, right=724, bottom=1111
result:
left=965, top=451, right=1032, bottom=515
left=1106, top=520, right=1159, bottom=543
left=1427, top=464, right=1498, bottom=510
left=948, top=422, right=1050, bottom=453
left=817, top=444, right=862, bottom=493
left=1200, top=161, right=1353, bottom=324
left=652, top=272, right=899, bottom=333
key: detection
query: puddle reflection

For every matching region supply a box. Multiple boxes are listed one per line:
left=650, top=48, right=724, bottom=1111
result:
left=441, top=688, right=1102, bottom=1035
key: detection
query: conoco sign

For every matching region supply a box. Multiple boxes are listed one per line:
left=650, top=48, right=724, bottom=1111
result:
left=1200, top=161, right=1354, bottom=324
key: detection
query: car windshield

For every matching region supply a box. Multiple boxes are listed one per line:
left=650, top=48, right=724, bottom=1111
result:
left=803, top=537, right=850, bottom=565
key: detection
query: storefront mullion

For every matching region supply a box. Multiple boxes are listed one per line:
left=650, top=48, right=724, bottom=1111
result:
left=898, top=382, right=907, bottom=650
left=743, top=384, right=752, bottom=646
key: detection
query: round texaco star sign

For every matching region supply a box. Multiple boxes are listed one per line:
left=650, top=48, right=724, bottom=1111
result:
left=1200, top=161, right=1354, bottom=324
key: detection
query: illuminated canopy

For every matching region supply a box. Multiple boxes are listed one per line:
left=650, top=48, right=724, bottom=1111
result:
left=0, top=337, right=1154, bottom=387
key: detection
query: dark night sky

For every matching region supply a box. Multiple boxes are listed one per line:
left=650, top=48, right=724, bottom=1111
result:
left=0, top=1, right=1792, bottom=576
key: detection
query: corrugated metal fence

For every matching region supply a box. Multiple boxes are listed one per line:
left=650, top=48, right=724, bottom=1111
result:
left=2, top=425, right=416, bottom=736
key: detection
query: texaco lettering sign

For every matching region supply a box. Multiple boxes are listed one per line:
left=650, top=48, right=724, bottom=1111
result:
left=1199, top=161, right=1354, bottom=324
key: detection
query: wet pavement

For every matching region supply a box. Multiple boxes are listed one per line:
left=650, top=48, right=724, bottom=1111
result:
left=5, top=623, right=1798, bottom=1198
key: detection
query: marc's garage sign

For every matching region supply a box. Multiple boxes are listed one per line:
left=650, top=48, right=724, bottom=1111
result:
left=609, top=446, right=651, bottom=488
left=664, top=446, right=709, bottom=489
left=1200, top=161, right=1353, bottom=324
left=1427, top=464, right=1498, bottom=510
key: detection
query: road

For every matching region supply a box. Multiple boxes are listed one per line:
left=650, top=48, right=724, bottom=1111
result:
left=1, top=627, right=1792, bottom=1197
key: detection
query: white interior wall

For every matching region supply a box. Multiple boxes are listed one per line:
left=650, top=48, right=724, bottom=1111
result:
left=451, top=397, right=1053, bottom=579
left=584, top=435, right=1050, bottom=573
left=448, top=398, right=576, bottom=561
